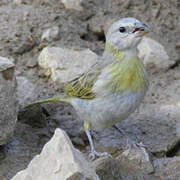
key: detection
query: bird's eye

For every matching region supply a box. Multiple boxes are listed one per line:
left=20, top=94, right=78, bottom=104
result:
left=119, top=27, right=126, bottom=33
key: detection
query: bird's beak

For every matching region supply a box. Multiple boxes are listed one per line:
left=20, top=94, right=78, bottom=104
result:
left=133, top=23, right=150, bottom=37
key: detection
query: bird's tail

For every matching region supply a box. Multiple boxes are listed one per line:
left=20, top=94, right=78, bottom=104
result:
left=24, top=94, right=71, bottom=109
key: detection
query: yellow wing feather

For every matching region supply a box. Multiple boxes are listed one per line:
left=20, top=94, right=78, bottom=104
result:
left=65, top=65, right=101, bottom=99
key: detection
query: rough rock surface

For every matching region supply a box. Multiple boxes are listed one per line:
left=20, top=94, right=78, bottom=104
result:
left=61, top=0, right=83, bottom=11
left=38, top=47, right=98, bottom=84
left=93, top=156, right=180, bottom=180
left=11, top=128, right=100, bottom=180
left=120, top=145, right=154, bottom=174
left=154, top=157, right=180, bottom=180
left=0, top=56, right=18, bottom=145
left=16, top=76, right=36, bottom=107
left=41, top=26, right=60, bottom=42
left=92, top=156, right=156, bottom=180
left=138, top=37, right=173, bottom=70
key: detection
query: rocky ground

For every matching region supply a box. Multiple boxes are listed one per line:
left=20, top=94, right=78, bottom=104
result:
left=0, top=0, right=180, bottom=179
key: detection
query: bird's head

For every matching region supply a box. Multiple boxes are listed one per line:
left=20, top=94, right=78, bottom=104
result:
left=106, top=17, right=149, bottom=51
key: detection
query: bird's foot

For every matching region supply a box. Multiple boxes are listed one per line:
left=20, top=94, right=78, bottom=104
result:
left=113, top=125, right=146, bottom=152
left=84, top=128, right=111, bottom=160
left=113, top=125, right=149, bottom=162
left=89, top=150, right=110, bottom=160
left=126, top=139, right=148, bottom=163
left=127, top=139, right=146, bottom=153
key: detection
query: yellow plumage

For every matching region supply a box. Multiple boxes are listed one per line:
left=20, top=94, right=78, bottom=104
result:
left=107, top=55, right=147, bottom=93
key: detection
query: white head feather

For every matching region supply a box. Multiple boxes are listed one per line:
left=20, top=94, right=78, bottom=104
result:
left=106, top=17, right=149, bottom=51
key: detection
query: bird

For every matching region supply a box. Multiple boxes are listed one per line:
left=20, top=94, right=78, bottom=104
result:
left=25, top=17, right=149, bottom=159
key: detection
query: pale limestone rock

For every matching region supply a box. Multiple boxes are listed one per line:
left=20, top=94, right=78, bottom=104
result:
left=41, top=26, right=60, bottom=42
left=138, top=37, right=173, bottom=70
left=158, top=102, right=180, bottom=136
left=155, top=157, right=180, bottom=180
left=11, top=128, right=100, bottom=180
left=92, top=156, right=155, bottom=180
left=13, top=0, right=23, bottom=5
left=120, top=145, right=154, bottom=174
left=0, top=56, right=17, bottom=145
left=13, top=0, right=27, bottom=5
left=38, top=47, right=98, bottom=84
left=0, top=56, right=14, bottom=71
left=61, top=0, right=83, bottom=11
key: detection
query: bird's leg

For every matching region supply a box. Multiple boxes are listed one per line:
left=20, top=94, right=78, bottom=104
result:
left=113, top=125, right=146, bottom=155
left=85, top=130, right=109, bottom=159
left=84, top=121, right=108, bottom=160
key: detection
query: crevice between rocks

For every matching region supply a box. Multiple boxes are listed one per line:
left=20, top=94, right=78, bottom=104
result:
left=80, top=30, right=105, bottom=42
left=168, top=59, right=180, bottom=69
left=166, top=139, right=180, bottom=157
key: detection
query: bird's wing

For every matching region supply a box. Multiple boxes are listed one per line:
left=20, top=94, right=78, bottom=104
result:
left=65, top=62, right=103, bottom=99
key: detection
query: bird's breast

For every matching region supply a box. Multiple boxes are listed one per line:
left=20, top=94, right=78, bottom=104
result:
left=93, top=55, right=148, bottom=96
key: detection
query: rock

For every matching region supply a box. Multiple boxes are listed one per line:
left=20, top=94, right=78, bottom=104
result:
left=18, top=105, right=47, bottom=128
left=10, top=36, right=36, bottom=55
left=61, top=0, right=83, bottom=11
left=0, top=56, right=18, bottom=145
left=13, top=0, right=24, bottom=5
left=16, top=76, right=36, bottom=107
left=38, top=47, right=98, bottom=84
left=154, top=157, right=180, bottom=180
left=122, top=0, right=131, bottom=9
left=11, top=128, right=100, bottom=180
left=41, top=26, right=60, bottom=42
left=88, top=14, right=106, bottom=36
left=137, top=37, right=173, bottom=70
left=92, top=156, right=156, bottom=180
left=89, top=18, right=104, bottom=36
left=175, top=40, right=180, bottom=49
left=120, top=145, right=154, bottom=174
left=0, top=176, right=6, bottom=180
left=71, top=136, right=85, bottom=147
left=103, top=18, right=117, bottom=35
left=155, top=102, right=180, bottom=155
left=158, top=102, right=180, bottom=128
left=151, top=7, right=160, bottom=18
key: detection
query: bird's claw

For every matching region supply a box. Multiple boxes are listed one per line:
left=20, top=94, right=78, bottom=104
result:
left=127, top=138, right=146, bottom=152
left=125, top=140, right=148, bottom=163
left=136, top=142, right=146, bottom=148
left=88, top=150, right=110, bottom=160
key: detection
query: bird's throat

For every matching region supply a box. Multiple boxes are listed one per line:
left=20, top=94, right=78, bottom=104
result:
left=104, top=43, right=148, bottom=93
left=105, top=42, right=125, bottom=60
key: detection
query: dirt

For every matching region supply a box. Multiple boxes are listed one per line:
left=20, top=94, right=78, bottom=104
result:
left=0, top=0, right=180, bottom=179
